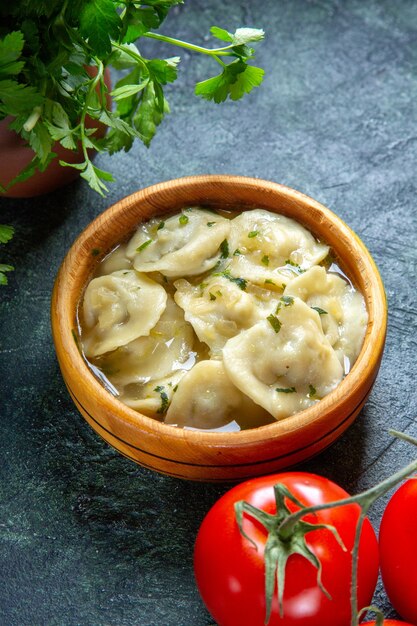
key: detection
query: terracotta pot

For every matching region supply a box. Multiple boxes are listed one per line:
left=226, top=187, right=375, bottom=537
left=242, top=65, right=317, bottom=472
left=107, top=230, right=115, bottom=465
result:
left=0, top=68, right=111, bottom=198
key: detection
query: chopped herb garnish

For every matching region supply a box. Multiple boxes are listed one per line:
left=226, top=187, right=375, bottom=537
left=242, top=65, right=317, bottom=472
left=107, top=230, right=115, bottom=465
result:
left=157, top=221, right=165, bottom=230
left=207, top=221, right=216, bottom=227
left=261, top=255, right=269, bottom=266
left=281, top=283, right=287, bottom=289
left=264, top=279, right=276, bottom=286
left=173, top=385, right=178, bottom=393
left=276, top=295, right=294, bottom=311
left=308, top=384, right=317, bottom=398
left=179, top=214, right=189, bottom=225
left=312, top=306, right=328, bottom=315
left=267, top=314, right=282, bottom=333
left=276, top=387, right=296, bottom=393
left=233, top=248, right=243, bottom=256
left=136, top=239, right=153, bottom=252
left=220, top=239, right=229, bottom=259
left=199, top=281, right=208, bottom=290
left=154, top=385, right=169, bottom=414
left=285, top=259, right=306, bottom=274
left=216, top=290, right=222, bottom=297
left=248, top=230, right=259, bottom=238
left=91, top=248, right=101, bottom=257
left=209, top=292, right=217, bottom=301
left=214, top=270, right=247, bottom=291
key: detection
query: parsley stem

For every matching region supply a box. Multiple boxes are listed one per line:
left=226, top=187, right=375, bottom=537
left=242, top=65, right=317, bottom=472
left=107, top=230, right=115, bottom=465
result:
left=143, top=32, right=235, bottom=57
left=111, top=42, right=149, bottom=70
left=23, top=106, right=42, bottom=132
left=80, top=60, right=104, bottom=162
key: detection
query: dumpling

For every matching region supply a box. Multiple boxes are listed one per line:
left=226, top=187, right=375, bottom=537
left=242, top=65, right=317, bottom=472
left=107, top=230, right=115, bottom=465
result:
left=223, top=297, right=344, bottom=420
left=90, top=295, right=195, bottom=388
left=226, top=209, right=329, bottom=288
left=174, top=274, right=280, bottom=355
left=284, top=266, right=368, bottom=365
left=164, top=360, right=270, bottom=429
left=96, top=244, right=131, bottom=276
left=126, top=208, right=231, bottom=277
left=82, top=269, right=167, bottom=357
left=120, top=370, right=186, bottom=417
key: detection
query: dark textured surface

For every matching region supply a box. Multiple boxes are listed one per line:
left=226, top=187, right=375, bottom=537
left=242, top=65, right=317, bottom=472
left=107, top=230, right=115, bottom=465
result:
left=1, top=1, right=417, bottom=624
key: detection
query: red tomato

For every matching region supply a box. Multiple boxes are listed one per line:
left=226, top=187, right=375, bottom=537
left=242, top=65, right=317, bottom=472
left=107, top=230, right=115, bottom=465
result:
left=379, top=478, right=417, bottom=624
left=363, top=622, right=415, bottom=625
left=194, top=472, right=379, bottom=626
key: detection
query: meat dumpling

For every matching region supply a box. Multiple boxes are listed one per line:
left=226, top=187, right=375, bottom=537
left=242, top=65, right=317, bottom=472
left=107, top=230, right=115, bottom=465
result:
left=82, top=269, right=167, bottom=357
left=126, top=208, right=231, bottom=277
left=223, top=297, right=344, bottom=420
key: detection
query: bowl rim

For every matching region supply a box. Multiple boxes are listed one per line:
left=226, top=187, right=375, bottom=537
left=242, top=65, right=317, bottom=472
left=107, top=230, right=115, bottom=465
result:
left=51, top=174, right=387, bottom=447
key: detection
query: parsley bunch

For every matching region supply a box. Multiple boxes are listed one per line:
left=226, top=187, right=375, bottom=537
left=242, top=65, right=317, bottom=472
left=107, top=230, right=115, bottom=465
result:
left=0, top=0, right=265, bottom=196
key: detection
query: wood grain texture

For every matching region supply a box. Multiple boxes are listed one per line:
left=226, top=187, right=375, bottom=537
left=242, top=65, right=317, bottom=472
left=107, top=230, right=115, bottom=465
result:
left=51, top=175, right=387, bottom=481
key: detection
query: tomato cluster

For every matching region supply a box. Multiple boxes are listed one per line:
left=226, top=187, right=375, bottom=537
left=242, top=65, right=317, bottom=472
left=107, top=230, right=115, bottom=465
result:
left=194, top=473, right=417, bottom=626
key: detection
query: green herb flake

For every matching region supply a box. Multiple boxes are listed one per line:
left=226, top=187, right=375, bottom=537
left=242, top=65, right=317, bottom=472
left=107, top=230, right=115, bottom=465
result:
left=215, top=270, right=247, bottom=291
left=248, top=230, right=259, bottom=238
left=264, top=279, right=276, bottom=286
left=136, top=239, right=153, bottom=252
left=308, top=384, right=317, bottom=398
left=267, top=314, right=282, bottom=333
left=179, top=214, right=189, bottom=226
left=220, top=239, right=229, bottom=259
left=91, top=248, right=101, bottom=257
left=154, top=385, right=169, bottom=414
left=276, top=295, right=294, bottom=312
left=207, top=221, right=216, bottom=227
left=312, top=306, right=328, bottom=315
left=276, top=387, right=296, bottom=393
left=216, top=290, right=222, bottom=297
left=157, top=221, right=165, bottom=231
left=233, top=248, right=243, bottom=256
left=173, top=384, right=178, bottom=393
left=209, top=292, right=217, bottom=301
left=285, top=259, right=306, bottom=274
left=261, top=255, right=269, bottom=266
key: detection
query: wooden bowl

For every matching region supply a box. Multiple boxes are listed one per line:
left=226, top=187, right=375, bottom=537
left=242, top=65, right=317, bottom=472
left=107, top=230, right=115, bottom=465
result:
left=51, top=175, right=387, bottom=481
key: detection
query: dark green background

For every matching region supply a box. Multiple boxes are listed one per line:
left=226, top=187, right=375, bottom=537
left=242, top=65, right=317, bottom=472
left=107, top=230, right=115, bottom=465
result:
left=1, top=1, right=417, bottom=624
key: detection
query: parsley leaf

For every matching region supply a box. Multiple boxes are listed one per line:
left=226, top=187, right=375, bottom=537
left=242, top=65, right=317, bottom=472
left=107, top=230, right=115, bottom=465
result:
left=195, top=60, right=264, bottom=103
left=276, top=387, right=296, bottom=393
left=79, top=0, right=122, bottom=58
left=220, top=239, right=229, bottom=258
left=0, top=224, right=15, bottom=245
left=267, top=314, right=282, bottom=333
left=0, top=224, right=15, bottom=286
left=154, top=385, right=169, bottom=414
left=0, top=31, right=25, bottom=77
left=312, top=306, right=328, bottom=315
left=214, top=269, right=247, bottom=291
left=136, top=239, right=153, bottom=252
